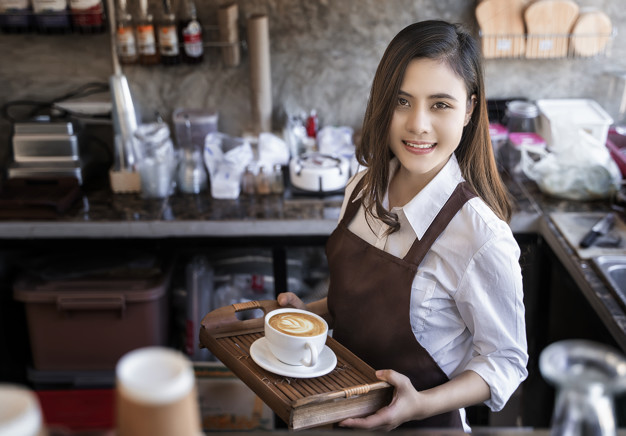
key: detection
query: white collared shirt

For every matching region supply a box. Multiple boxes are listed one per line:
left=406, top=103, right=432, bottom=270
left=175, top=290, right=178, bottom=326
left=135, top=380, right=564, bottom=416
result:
left=340, top=154, right=528, bottom=414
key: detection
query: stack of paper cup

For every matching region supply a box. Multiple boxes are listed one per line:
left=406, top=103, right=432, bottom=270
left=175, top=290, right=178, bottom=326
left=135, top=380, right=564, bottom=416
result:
left=116, top=347, right=202, bottom=436
left=0, top=384, right=46, bottom=436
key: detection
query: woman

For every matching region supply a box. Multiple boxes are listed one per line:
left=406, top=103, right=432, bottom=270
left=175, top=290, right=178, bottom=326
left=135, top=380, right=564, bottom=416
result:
left=278, top=20, right=528, bottom=431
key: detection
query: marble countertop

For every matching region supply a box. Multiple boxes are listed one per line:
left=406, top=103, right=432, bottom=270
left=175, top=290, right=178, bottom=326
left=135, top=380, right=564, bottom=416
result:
left=0, top=175, right=542, bottom=238
left=0, top=174, right=624, bottom=351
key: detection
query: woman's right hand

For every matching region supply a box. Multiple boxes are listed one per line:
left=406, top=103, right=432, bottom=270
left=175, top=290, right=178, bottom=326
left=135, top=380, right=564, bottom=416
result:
left=276, top=292, right=306, bottom=310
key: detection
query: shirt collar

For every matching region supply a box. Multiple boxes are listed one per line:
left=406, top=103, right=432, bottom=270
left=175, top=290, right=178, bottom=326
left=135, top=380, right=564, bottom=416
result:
left=394, top=154, right=465, bottom=239
left=349, top=154, right=465, bottom=239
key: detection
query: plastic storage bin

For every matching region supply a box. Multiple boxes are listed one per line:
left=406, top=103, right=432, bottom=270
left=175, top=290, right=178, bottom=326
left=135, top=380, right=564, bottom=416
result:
left=536, top=99, right=613, bottom=148
left=14, top=265, right=172, bottom=371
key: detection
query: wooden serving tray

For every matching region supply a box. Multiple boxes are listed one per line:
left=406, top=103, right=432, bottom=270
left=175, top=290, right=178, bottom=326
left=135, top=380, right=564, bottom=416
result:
left=199, top=300, right=393, bottom=430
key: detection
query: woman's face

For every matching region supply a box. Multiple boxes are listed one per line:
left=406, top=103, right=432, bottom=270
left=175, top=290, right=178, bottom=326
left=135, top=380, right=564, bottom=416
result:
left=389, top=57, right=475, bottom=187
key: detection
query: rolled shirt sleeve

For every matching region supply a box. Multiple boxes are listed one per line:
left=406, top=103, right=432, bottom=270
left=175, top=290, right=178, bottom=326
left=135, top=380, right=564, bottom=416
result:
left=455, top=228, right=529, bottom=411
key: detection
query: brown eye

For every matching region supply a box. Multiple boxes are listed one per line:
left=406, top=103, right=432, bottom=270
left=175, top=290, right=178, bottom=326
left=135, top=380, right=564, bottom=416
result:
left=397, top=97, right=410, bottom=107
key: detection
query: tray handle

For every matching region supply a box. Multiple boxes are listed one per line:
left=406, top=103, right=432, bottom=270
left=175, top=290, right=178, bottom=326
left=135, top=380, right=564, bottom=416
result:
left=342, top=384, right=372, bottom=398
left=201, top=299, right=281, bottom=338
left=292, top=381, right=392, bottom=407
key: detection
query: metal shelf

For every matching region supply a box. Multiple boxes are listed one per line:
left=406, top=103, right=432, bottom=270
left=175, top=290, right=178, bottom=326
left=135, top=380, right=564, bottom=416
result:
left=479, top=29, right=616, bottom=59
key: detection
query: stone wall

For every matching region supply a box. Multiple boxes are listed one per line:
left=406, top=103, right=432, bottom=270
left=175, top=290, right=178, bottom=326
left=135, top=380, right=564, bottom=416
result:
left=1, top=0, right=624, bottom=160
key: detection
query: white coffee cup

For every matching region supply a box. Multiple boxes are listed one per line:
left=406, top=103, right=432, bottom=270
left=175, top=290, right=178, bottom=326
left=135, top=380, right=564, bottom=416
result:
left=264, top=308, right=328, bottom=367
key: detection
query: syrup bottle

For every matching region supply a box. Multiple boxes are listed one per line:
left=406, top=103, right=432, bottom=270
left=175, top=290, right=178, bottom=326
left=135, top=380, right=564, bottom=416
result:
left=32, top=0, right=71, bottom=33
left=178, top=0, right=203, bottom=64
left=157, top=0, right=181, bottom=65
left=0, top=0, right=33, bottom=33
left=69, top=0, right=104, bottom=33
left=115, top=0, right=138, bottom=64
left=136, top=0, right=159, bottom=65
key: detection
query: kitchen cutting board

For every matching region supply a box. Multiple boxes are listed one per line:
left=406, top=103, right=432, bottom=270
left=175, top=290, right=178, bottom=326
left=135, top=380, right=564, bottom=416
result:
left=570, top=10, right=613, bottom=57
left=525, top=0, right=579, bottom=58
left=475, top=0, right=526, bottom=58
left=549, top=212, right=626, bottom=259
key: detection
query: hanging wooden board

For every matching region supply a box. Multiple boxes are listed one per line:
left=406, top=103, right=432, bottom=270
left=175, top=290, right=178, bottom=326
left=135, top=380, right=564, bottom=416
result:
left=570, top=10, right=613, bottom=57
left=525, top=0, right=579, bottom=58
left=475, top=0, right=526, bottom=58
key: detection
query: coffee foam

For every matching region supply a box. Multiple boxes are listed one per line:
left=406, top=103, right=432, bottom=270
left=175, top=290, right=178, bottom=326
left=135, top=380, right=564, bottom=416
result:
left=269, top=312, right=325, bottom=337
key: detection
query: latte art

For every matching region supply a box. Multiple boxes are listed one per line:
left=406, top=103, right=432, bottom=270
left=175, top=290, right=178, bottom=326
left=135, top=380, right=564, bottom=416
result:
left=269, top=312, right=326, bottom=337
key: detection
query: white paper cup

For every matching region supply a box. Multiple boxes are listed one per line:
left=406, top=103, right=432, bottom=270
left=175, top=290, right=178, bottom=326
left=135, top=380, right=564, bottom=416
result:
left=115, top=346, right=201, bottom=436
left=0, top=384, right=46, bottom=436
left=264, top=308, right=328, bottom=367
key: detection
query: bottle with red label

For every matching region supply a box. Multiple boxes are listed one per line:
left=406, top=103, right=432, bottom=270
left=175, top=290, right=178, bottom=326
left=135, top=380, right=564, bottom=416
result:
left=306, top=109, right=319, bottom=138
left=177, top=0, right=203, bottom=64
left=69, top=0, right=104, bottom=33
left=158, top=0, right=180, bottom=65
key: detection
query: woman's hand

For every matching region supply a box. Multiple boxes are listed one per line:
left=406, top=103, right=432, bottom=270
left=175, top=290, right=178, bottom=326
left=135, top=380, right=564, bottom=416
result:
left=339, top=369, right=490, bottom=431
left=339, top=369, right=423, bottom=431
left=276, top=292, right=306, bottom=309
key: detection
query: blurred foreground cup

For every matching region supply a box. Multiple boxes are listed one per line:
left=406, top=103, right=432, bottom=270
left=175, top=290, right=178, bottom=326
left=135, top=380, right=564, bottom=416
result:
left=0, top=384, right=46, bottom=436
left=116, top=346, right=201, bottom=436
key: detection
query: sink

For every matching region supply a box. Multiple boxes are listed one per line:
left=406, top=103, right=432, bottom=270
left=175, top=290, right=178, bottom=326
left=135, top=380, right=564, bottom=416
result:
left=593, top=256, right=626, bottom=305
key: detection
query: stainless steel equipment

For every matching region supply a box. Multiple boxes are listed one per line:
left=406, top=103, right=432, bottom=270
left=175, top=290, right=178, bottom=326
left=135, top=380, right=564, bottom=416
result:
left=107, top=0, right=141, bottom=192
left=12, top=122, right=78, bottom=162
left=7, top=121, right=84, bottom=184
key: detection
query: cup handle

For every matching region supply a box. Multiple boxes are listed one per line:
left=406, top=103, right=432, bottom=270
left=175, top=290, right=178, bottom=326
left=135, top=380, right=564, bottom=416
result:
left=302, top=342, right=318, bottom=367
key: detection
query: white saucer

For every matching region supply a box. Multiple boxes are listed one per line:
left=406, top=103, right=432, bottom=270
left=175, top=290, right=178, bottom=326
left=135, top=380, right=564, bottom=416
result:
left=249, top=337, right=337, bottom=378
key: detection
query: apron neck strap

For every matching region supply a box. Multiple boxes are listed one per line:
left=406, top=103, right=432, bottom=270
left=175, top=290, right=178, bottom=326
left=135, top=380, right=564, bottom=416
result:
left=403, top=182, right=477, bottom=265
left=341, top=176, right=367, bottom=224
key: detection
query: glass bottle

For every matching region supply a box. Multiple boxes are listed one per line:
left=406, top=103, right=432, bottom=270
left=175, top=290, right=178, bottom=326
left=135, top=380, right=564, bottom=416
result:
left=255, top=166, right=271, bottom=195
left=178, top=0, right=203, bottom=64
left=32, top=0, right=71, bottom=34
left=498, top=100, right=540, bottom=175
left=306, top=109, right=319, bottom=138
left=540, top=340, right=626, bottom=436
left=241, top=165, right=256, bottom=196
left=157, top=0, right=180, bottom=65
left=69, top=0, right=104, bottom=33
left=0, top=0, right=33, bottom=33
left=270, top=164, right=284, bottom=194
left=177, top=148, right=207, bottom=194
left=115, top=0, right=137, bottom=65
left=136, top=0, right=160, bottom=65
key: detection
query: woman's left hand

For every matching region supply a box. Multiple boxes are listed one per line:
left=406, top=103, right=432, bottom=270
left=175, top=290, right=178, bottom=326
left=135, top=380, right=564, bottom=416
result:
left=338, top=369, right=423, bottom=431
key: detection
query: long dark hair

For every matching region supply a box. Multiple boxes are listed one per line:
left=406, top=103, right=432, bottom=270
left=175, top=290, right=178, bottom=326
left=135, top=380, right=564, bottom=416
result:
left=357, top=20, right=512, bottom=232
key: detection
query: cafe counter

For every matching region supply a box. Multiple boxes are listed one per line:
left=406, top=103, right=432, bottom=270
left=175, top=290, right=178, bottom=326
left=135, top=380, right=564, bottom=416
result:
left=0, top=174, right=623, bottom=354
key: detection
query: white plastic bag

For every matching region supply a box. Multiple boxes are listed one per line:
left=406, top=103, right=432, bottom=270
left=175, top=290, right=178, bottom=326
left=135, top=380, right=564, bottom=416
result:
left=203, top=133, right=254, bottom=199
left=521, top=117, right=621, bottom=200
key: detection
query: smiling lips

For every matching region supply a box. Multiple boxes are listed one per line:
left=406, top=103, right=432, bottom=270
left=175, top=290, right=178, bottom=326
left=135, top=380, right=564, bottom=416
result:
left=403, top=140, right=436, bottom=153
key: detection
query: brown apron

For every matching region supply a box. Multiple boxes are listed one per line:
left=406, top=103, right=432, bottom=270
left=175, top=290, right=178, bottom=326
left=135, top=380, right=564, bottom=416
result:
left=326, top=179, right=477, bottom=429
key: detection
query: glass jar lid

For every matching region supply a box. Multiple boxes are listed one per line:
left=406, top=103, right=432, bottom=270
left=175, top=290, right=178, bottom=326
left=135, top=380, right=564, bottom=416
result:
left=506, top=100, right=539, bottom=118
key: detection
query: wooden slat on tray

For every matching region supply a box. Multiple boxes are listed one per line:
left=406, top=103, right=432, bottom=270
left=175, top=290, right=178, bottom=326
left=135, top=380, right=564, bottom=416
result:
left=199, top=300, right=393, bottom=430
